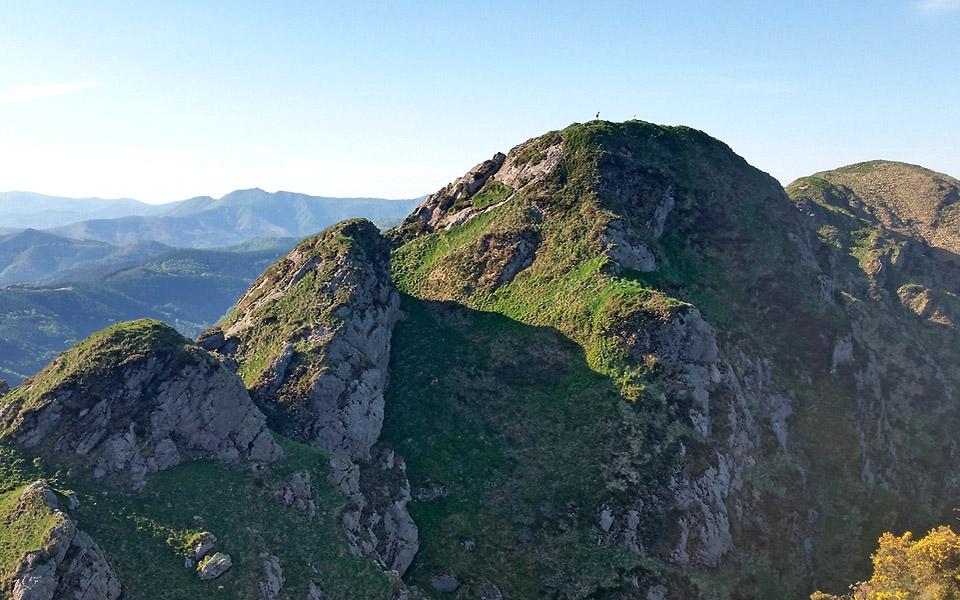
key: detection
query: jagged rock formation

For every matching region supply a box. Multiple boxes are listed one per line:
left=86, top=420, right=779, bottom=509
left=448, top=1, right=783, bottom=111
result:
left=6, top=481, right=120, bottom=600
left=200, top=219, right=399, bottom=462
left=382, top=121, right=960, bottom=597
left=0, top=319, right=282, bottom=488
left=329, top=446, right=419, bottom=574
left=201, top=218, right=418, bottom=576
left=392, top=132, right=563, bottom=246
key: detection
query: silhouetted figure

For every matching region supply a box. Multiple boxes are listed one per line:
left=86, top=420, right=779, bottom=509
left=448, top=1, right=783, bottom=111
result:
left=595, top=112, right=600, bottom=119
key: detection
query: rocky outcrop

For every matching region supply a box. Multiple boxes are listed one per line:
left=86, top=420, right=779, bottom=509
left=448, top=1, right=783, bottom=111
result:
left=187, top=532, right=217, bottom=561
left=329, top=445, right=419, bottom=575
left=0, top=320, right=282, bottom=488
left=399, top=153, right=507, bottom=238
left=603, top=220, right=657, bottom=272
left=203, top=219, right=419, bottom=576
left=197, top=552, right=232, bottom=580
left=8, top=481, right=121, bottom=600
left=203, top=219, right=399, bottom=463
left=276, top=470, right=317, bottom=518
left=390, top=132, right=564, bottom=246
left=257, top=553, right=284, bottom=600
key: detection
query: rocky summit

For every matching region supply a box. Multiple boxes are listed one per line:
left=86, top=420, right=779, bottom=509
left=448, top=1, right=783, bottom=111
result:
left=200, top=218, right=418, bottom=576
left=1, top=120, right=959, bottom=599
left=200, top=218, right=399, bottom=462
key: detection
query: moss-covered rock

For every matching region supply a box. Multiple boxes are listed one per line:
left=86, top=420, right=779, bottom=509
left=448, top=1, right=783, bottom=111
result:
left=2, top=480, right=120, bottom=600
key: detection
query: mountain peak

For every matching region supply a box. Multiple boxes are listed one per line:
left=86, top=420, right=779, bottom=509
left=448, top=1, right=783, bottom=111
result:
left=203, top=217, right=397, bottom=460
left=788, top=159, right=960, bottom=253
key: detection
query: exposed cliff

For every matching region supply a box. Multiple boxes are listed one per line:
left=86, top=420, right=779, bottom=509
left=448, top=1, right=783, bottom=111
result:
left=0, top=319, right=282, bottom=488
left=3, top=481, right=120, bottom=600
left=201, top=218, right=399, bottom=462
left=201, top=218, right=418, bottom=576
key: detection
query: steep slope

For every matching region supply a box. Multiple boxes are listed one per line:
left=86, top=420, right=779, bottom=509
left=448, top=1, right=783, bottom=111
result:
left=201, top=219, right=418, bottom=575
left=0, top=319, right=283, bottom=487
left=1, top=481, right=120, bottom=599
left=383, top=121, right=960, bottom=598
left=0, top=320, right=405, bottom=599
left=52, top=189, right=422, bottom=248
left=202, top=219, right=399, bottom=460
left=784, top=162, right=960, bottom=595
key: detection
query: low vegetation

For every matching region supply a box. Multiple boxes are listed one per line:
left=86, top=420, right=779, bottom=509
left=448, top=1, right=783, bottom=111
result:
left=380, top=294, right=690, bottom=596
left=813, top=526, right=960, bottom=600
left=0, top=434, right=393, bottom=599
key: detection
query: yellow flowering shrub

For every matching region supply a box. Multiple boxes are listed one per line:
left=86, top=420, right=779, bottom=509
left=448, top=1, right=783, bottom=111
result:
left=812, top=526, right=960, bottom=600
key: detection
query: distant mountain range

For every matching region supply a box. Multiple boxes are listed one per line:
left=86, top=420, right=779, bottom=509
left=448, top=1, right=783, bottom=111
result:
left=0, top=188, right=422, bottom=248
left=0, top=245, right=290, bottom=384
left=0, top=191, right=173, bottom=229
left=0, top=187, right=422, bottom=384
left=0, top=228, right=171, bottom=285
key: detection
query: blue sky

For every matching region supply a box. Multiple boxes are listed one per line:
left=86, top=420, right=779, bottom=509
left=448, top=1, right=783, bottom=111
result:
left=1, top=1, right=958, bottom=203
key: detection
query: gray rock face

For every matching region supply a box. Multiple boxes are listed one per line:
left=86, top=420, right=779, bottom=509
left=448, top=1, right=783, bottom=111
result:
left=1, top=322, right=283, bottom=488
left=204, top=221, right=419, bottom=577
left=495, top=137, right=564, bottom=189
left=209, top=220, right=400, bottom=463
left=598, top=303, right=805, bottom=569
left=197, top=552, right=232, bottom=580
left=305, top=581, right=324, bottom=599
left=393, top=133, right=564, bottom=245
left=10, top=481, right=121, bottom=600
left=603, top=220, right=657, bottom=272
left=401, top=153, right=507, bottom=238
left=276, top=470, right=316, bottom=518
left=430, top=574, right=460, bottom=594
left=257, top=553, right=284, bottom=600
left=330, top=446, right=419, bottom=575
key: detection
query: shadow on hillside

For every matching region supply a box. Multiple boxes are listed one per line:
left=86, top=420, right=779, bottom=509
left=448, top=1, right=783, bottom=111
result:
left=377, top=293, right=702, bottom=597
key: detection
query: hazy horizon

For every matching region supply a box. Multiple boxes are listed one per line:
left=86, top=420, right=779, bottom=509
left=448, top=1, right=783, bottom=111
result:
left=2, top=2, right=958, bottom=203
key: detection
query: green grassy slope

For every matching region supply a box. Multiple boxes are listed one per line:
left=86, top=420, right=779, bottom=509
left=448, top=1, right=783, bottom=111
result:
left=385, top=121, right=960, bottom=597
left=380, top=294, right=699, bottom=597
left=0, top=438, right=394, bottom=599
left=0, top=481, right=63, bottom=591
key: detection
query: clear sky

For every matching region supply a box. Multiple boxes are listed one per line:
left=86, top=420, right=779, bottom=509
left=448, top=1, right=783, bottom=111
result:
left=1, top=1, right=958, bottom=204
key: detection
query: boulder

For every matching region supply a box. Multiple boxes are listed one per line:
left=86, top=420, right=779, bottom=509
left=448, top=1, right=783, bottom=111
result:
left=197, top=552, right=232, bottom=581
